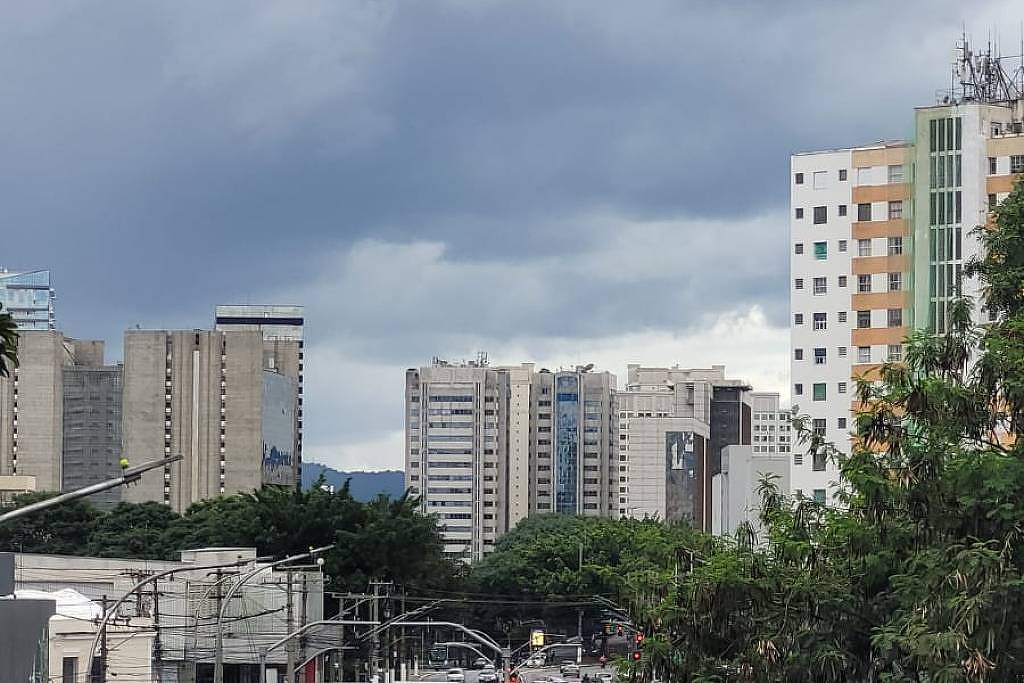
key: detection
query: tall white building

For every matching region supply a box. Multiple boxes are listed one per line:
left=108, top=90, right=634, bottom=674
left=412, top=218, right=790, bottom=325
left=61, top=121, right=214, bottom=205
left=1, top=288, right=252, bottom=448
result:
left=789, top=42, right=1024, bottom=505
left=0, top=270, right=55, bottom=330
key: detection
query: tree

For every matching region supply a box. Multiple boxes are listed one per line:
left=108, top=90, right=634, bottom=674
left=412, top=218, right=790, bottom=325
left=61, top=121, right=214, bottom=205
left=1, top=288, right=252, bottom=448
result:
left=87, top=501, right=182, bottom=559
left=0, top=303, right=17, bottom=377
left=628, top=178, right=1024, bottom=682
left=0, top=492, right=101, bottom=555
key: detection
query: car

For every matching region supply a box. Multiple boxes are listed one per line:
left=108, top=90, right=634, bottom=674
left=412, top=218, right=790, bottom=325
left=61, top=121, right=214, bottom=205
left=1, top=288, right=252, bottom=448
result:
left=472, top=658, right=493, bottom=670
left=525, top=656, right=546, bottom=668
left=479, top=669, right=499, bottom=683
left=559, top=663, right=580, bottom=677
left=596, top=673, right=613, bottom=683
left=446, top=669, right=465, bottom=683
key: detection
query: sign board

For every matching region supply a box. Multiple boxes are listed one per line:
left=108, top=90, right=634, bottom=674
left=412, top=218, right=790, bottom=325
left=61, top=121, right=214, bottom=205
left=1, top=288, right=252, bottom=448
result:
left=530, top=630, right=545, bottom=647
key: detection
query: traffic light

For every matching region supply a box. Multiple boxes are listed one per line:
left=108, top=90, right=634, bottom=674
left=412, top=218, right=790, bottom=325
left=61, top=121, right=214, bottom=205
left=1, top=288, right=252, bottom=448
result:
left=616, top=625, right=624, bottom=636
left=634, top=633, right=645, bottom=646
left=632, top=651, right=641, bottom=662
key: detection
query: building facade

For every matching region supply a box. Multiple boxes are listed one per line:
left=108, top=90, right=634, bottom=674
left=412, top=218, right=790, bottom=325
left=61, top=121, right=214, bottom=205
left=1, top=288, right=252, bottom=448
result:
left=0, top=269, right=55, bottom=331
left=215, top=305, right=304, bottom=485
left=62, top=357, right=123, bottom=507
left=790, top=44, right=1024, bottom=504
left=617, top=365, right=754, bottom=530
left=122, top=329, right=298, bottom=512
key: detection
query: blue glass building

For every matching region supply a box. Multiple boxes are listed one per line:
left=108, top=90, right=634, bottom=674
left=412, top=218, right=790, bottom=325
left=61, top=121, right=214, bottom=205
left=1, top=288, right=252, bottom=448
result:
left=0, top=270, right=55, bottom=330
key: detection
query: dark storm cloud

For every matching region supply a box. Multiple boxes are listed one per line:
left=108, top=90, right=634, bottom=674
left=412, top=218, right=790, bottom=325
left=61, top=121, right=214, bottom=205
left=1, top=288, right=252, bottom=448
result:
left=0, top=0, right=1010, bottom=465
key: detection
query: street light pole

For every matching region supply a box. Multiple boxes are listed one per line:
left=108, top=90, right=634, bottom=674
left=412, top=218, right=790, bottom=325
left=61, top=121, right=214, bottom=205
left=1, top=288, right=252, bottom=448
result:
left=213, top=544, right=334, bottom=683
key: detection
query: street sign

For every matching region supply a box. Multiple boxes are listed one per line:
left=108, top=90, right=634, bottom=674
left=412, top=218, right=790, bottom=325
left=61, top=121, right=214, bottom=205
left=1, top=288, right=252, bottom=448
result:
left=530, top=630, right=545, bottom=647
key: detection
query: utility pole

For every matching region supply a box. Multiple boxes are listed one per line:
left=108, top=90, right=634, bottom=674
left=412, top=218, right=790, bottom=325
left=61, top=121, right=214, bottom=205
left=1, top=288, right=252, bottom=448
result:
left=337, top=595, right=345, bottom=683
left=286, top=570, right=296, bottom=683
left=98, top=595, right=109, bottom=683
left=152, top=579, right=162, bottom=683
left=300, top=574, right=308, bottom=680
left=370, top=582, right=381, bottom=683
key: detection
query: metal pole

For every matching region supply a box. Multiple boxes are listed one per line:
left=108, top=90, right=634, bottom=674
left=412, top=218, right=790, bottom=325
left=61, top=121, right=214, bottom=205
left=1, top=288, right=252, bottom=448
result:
left=0, top=455, right=182, bottom=523
left=287, top=570, right=296, bottom=682
left=214, top=545, right=334, bottom=683
left=259, top=649, right=268, bottom=683
left=370, top=582, right=380, bottom=683
left=98, top=595, right=108, bottom=683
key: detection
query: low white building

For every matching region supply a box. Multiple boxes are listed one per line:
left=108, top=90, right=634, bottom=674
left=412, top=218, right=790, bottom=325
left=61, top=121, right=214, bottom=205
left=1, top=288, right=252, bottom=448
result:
left=711, top=445, right=790, bottom=542
left=17, top=588, right=155, bottom=683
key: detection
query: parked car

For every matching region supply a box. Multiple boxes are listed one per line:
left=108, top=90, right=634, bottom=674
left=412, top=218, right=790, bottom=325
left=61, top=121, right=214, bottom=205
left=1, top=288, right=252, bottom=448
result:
left=447, top=669, right=465, bottom=683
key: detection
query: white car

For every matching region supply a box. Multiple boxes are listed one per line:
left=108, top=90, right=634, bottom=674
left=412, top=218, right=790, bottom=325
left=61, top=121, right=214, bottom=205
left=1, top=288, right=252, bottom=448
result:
left=447, top=669, right=465, bottom=683
left=597, top=673, right=614, bottom=683
left=525, top=656, right=546, bottom=668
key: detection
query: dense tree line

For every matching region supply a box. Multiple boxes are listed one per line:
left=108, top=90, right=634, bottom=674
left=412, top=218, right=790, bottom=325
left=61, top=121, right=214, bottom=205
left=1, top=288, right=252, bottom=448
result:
left=0, top=482, right=458, bottom=593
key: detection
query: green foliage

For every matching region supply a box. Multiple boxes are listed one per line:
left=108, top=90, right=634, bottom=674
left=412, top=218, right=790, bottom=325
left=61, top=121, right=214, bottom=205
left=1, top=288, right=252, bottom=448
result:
left=0, top=302, right=17, bottom=377
left=0, top=480, right=457, bottom=592
left=0, top=492, right=102, bottom=554
left=620, top=176, right=1024, bottom=682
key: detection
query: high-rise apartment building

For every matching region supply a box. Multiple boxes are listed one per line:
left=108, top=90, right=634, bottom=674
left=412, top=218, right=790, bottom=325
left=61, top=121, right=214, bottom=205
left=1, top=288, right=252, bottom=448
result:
left=0, top=333, right=114, bottom=494
left=122, top=329, right=298, bottom=512
left=405, top=359, right=617, bottom=562
left=0, top=270, right=55, bottom=330
left=750, top=392, right=791, bottom=456
left=790, top=42, right=1024, bottom=504
left=62, top=350, right=123, bottom=507
left=405, top=358, right=509, bottom=562
left=617, top=365, right=755, bottom=530
left=215, top=305, right=304, bottom=485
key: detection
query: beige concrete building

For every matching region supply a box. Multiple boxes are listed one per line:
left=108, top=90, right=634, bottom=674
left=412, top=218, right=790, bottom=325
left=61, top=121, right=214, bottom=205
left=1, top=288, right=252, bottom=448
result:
left=123, top=329, right=298, bottom=512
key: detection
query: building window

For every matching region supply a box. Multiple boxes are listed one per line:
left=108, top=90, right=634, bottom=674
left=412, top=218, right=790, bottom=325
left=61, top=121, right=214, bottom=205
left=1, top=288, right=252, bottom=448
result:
left=838, top=417, right=847, bottom=429
left=838, top=275, right=847, bottom=287
left=888, top=272, right=902, bottom=291
left=814, top=241, right=827, bottom=259
left=813, top=312, right=827, bottom=330
left=888, top=344, right=903, bottom=362
left=838, top=346, right=847, bottom=357
left=838, top=239, right=847, bottom=252
left=795, top=172, right=804, bottom=184
left=838, top=311, right=847, bottom=323
left=813, top=171, right=827, bottom=189
left=1012, top=155, right=1024, bottom=174
left=814, top=348, right=826, bottom=365
left=838, top=381, right=847, bottom=393
left=63, top=658, right=77, bottom=683
left=990, top=193, right=998, bottom=210
left=794, top=383, right=803, bottom=396
left=857, top=274, right=873, bottom=293
left=888, top=200, right=903, bottom=219
left=812, top=383, right=826, bottom=401
left=888, top=308, right=903, bottom=327
left=795, top=207, right=804, bottom=219
left=813, top=489, right=826, bottom=504
left=838, top=204, right=847, bottom=216
left=839, top=168, right=848, bottom=181
left=857, top=310, right=871, bottom=328
left=857, top=346, right=871, bottom=363
left=856, top=167, right=872, bottom=184
left=887, top=164, right=905, bottom=183
left=989, top=156, right=998, bottom=174
left=794, top=242, right=804, bottom=254
left=794, top=313, right=804, bottom=325
left=858, top=239, right=872, bottom=257
left=858, top=203, right=872, bottom=221
left=794, top=278, right=804, bottom=290
left=813, top=206, right=828, bottom=224
left=888, top=237, right=903, bottom=255
left=794, top=348, right=805, bottom=361
left=813, top=277, right=827, bottom=295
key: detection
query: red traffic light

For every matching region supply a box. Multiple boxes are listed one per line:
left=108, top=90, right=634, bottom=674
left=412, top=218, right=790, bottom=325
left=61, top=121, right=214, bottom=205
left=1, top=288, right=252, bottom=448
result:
left=616, top=625, right=623, bottom=636
left=634, top=633, right=645, bottom=645
left=632, top=651, right=641, bottom=661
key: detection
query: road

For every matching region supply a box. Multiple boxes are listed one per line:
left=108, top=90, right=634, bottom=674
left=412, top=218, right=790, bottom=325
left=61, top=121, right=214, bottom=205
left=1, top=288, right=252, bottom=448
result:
left=411, top=665, right=610, bottom=683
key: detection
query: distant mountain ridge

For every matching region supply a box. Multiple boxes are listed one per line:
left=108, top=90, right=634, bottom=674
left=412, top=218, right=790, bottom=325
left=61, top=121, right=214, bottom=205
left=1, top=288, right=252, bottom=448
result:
left=301, top=463, right=406, bottom=501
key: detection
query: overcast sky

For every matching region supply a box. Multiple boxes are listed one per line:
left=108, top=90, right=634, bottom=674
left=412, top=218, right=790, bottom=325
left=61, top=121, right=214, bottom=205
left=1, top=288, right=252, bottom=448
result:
left=3, top=1, right=1021, bottom=470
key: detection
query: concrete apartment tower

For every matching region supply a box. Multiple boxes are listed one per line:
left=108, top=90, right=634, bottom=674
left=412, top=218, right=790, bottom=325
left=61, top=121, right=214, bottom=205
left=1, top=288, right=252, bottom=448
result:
left=405, top=356, right=510, bottom=562
left=0, top=333, right=116, bottom=495
left=123, top=329, right=298, bottom=512
left=617, top=365, right=756, bottom=530
left=215, top=305, right=304, bottom=486
left=0, top=269, right=55, bottom=331
left=790, top=40, right=1024, bottom=504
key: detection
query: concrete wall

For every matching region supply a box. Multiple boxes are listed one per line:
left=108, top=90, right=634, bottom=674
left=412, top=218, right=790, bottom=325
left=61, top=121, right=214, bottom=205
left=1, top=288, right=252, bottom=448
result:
left=713, top=445, right=790, bottom=541
left=0, top=599, right=54, bottom=683
left=63, top=364, right=123, bottom=507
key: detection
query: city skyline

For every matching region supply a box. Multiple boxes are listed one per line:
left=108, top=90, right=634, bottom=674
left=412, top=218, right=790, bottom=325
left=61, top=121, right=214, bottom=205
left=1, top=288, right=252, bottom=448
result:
left=2, top=2, right=1021, bottom=471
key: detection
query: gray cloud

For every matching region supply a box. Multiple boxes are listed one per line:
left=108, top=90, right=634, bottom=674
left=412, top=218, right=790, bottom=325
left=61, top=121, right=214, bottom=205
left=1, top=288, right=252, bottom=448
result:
left=0, top=0, right=1017, bottom=466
